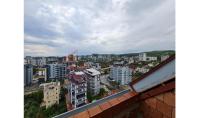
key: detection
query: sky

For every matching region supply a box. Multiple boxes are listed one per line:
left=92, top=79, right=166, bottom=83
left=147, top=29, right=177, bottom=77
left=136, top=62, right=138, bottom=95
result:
left=24, top=0, right=175, bottom=56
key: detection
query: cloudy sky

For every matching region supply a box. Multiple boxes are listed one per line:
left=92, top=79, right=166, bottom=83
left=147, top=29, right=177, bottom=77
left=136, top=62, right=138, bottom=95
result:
left=25, top=0, right=175, bottom=56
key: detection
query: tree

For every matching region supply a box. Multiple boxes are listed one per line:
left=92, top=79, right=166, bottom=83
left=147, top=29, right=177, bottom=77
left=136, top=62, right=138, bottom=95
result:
left=99, top=88, right=106, bottom=96
left=87, top=91, right=93, bottom=102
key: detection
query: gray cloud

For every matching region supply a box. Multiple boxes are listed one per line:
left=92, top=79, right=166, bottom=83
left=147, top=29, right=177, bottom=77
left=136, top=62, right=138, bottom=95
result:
left=24, top=0, right=175, bottom=56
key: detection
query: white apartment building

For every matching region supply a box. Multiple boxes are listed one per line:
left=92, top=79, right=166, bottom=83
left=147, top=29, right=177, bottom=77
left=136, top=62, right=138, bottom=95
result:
left=161, top=55, right=170, bottom=62
left=139, top=53, right=147, bottom=61
left=68, top=71, right=87, bottom=109
left=139, top=53, right=157, bottom=61
left=40, top=82, right=60, bottom=109
left=110, top=65, right=133, bottom=85
left=84, top=68, right=100, bottom=96
left=147, top=56, right=158, bottom=61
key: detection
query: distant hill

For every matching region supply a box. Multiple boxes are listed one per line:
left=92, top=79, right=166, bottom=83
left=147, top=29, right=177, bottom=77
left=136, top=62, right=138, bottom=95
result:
left=79, top=50, right=175, bottom=57
left=118, top=50, right=175, bottom=57
left=144, top=50, right=175, bottom=57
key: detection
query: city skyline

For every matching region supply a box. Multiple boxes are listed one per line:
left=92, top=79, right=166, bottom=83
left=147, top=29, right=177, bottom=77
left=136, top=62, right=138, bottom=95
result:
left=25, top=0, right=175, bottom=56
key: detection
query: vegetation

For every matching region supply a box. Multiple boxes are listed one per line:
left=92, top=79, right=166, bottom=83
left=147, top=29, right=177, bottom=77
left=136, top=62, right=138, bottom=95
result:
left=134, top=72, right=143, bottom=79
left=145, top=50, right=175, bottom=57
left=87, top=88, right=107, bottom=102
left=24, top=87, right=67, bottom=118
left=24, top=90, right=43, bottom=118
left=36, top=101, right=66, bottom=118
left=77, top=60, right=85, bottom=66
left=110, top=81, right=120, bottom=89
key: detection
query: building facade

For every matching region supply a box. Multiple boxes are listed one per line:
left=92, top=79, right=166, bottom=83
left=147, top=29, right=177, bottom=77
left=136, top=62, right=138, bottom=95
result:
left=31, top=57, right=46, bottom=66
left=67, top=71, right=87, bottom=109
left=41, top=82, right=60, bottom=109
left=147, top=56, right=157, bottom=61
left=24, top=64, right=33, bottom=86
left=139, top=53, right=147, bottom=61
left=48, top=64, right=67, bottom=79
left=85, top=68, right=101, bottom=96
left=161, top=55, right=170, bottom=62
left=110, top=65, right=133, bottom=85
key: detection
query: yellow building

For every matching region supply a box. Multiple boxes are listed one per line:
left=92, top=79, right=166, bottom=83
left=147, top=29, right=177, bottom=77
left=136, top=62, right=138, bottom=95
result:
left=42, top=82, right=60, bottom=109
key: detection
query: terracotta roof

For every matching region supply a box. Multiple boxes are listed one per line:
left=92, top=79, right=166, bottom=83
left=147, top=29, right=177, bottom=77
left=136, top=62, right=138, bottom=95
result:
left=108, top=98, right=120, bottom=106
left=69, top=72, right=87, bottom=84
left=117, top=95, right=127, bottom=102
left=99, top=102, right=112, bottom=111
left=87, top=105, right=102, bottom=117
left=73, top=111, right=89, bottom=118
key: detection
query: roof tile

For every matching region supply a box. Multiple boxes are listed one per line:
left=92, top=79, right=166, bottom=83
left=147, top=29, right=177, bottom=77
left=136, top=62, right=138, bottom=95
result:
left=123, top=92, right=132, bottom=99
left=108, top=98, right=120, bottom=106
left=88, top=105, right=102, bottom=117
left=117, top=95, right=127, bottom=102
left=73, top=110, right=89, bottom=118
left=99, top=102, right=112, bottom=111
left=129, top=91, right=138, bottom=97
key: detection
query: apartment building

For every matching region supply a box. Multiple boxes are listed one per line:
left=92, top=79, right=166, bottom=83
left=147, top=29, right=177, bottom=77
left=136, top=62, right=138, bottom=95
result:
left=31, top=57, right=46, bottom=66
left=41, top=82, right=60, bottom=109
left=24, top=56, right=32, bottom=64
left=110, top=65, right=133, bottom=85
left=161, top=55, right=170, bottom=62
left=147, top=56, right=157, bottom=61
left=84, top=62, right=101, bottom=70
left=139, top=53, right=147, bottom=61
left=84, top=68, right=101, bottom=96
left=67, top=71, right=87, bottom=109
left=24, top=64, right=33, bottom=86
left=48, top=63, right=67, bottom=79
left=46, top=56, right=58, bottom=64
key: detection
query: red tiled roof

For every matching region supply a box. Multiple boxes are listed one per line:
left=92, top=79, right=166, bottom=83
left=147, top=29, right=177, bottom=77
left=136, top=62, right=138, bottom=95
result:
left=87, top=105, right=102, bottom=117
left=99, top=102, right=112, bottom=111
left=73, top=111, right=89, bottom=118
left=108, top=98, right=120, bottom=106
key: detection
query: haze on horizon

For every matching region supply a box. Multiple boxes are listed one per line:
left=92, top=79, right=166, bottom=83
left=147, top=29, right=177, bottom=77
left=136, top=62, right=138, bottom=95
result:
left=25, top=0, right=175, bottom=56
